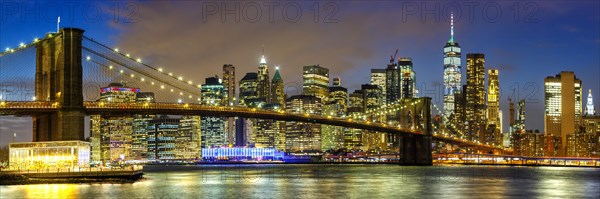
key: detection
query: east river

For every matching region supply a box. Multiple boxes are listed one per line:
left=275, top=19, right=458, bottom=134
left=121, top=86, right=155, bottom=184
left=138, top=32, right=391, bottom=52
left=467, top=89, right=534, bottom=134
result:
left=1, top=164, right=599, bottom=198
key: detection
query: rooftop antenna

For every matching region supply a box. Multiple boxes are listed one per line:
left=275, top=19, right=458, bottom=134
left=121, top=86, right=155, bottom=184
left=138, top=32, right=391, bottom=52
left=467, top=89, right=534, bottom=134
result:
left=450, top=12, right=454, bottom=41
left=57, top=16, right=60, bottom=33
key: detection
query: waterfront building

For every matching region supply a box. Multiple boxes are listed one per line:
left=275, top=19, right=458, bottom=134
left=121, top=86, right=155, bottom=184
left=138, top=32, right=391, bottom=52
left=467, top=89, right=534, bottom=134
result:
left=91, top=82, right=139, bottom=164
left=201, top=147, right=284, bottom=161
left=201, top=76, right=226, bottom=149
left=513, top=130, right=544, bottom=157
left=285, top=95, right=322, bottom=152
left=177, top=116, right=201, bottom=159
left=131, top=92, right=156, bottom=160
left=147, top=117, right=178, bottom=160
left=9, top=141, right=90, bottom=169
left=544, top=71, right=583, bottom=156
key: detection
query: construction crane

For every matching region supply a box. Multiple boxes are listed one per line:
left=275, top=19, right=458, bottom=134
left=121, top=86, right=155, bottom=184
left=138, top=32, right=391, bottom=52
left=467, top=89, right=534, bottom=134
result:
left=390, top=49, right=398, bottom=64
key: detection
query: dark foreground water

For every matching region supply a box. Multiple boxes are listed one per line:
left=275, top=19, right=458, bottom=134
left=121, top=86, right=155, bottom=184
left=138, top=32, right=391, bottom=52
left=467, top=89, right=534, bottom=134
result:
left=1, top=164, right=599, bottom=198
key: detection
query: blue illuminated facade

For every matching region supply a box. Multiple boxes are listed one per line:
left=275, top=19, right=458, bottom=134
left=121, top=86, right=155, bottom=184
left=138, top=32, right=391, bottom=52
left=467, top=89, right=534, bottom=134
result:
left=201, top=148, right=284, bottom=160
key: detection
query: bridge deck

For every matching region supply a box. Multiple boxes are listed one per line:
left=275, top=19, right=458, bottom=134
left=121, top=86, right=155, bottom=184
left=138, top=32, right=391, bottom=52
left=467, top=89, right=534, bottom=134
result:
left=0, top=101, right=504, bottom=152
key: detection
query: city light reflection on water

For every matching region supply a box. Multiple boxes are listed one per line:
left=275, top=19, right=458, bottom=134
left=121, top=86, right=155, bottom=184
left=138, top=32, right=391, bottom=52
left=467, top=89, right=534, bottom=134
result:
left=1, top=165, right=598, bottom=198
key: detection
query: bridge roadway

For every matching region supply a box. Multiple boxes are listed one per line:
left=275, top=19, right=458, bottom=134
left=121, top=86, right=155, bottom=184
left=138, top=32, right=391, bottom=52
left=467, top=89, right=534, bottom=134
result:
left=0, top=101, right=501, bottom=151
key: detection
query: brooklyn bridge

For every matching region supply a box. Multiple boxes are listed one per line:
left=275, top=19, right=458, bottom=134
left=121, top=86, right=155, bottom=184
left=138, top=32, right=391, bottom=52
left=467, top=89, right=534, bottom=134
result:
left=0, top=28, right=507, bottom=165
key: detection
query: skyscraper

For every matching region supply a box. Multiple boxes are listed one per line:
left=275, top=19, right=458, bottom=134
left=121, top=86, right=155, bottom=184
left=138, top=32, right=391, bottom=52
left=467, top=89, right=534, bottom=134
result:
left=346, top=90, right=364, bottom=148
left=385, top=61, right=400, bottom=104
left=201, top=76, right=226, bottom=148
left=253, top=104, right=280, bottom=148
left=465, top=53, right=486, bottom=142
left=544, top=71, right=583, bottom=156
left=147, top=117, right=179, bottom=160
left=370, top=69, right=386, bottom=104
left=132, top=92, right=156, bottom=160
left=303, top=65, right=330, bottom=101
left=222, top=64, right=237, bottom=145
left=443, top=13, right=462, bottom=118
left=222, top=64, right=236, bottom=106
left=239, top=72, right=260, bottom=107
left=360, top=84, right=386, bottom=151
left=270, top=66, right=285, bottom=108
left=586, top=89, right=596, bottom=115
left=487, top=69, right=501, bottom=145
left=286, top=95, right=322, bottom=151
left=91, top=82, right=139, bottom=164
left=361, top=84, right=383, bottom=112
left=322, top=80, right=348, bottom=150
left=176, top=116, right=201, bottom=159
left=399, top=58, right=416, bottom=98
left=257, top=55, right=271, bottom=103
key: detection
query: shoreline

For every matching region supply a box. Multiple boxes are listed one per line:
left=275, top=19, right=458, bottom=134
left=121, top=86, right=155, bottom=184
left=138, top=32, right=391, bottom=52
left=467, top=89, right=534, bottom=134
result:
left=0, top=170, right=143, bottom=186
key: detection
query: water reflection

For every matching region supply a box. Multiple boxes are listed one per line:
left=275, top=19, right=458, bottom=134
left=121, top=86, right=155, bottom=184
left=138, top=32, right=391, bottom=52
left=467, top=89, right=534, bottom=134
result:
left=24, top=184, right=79, bottom=198
left=0, top=165, right=598, bottom=198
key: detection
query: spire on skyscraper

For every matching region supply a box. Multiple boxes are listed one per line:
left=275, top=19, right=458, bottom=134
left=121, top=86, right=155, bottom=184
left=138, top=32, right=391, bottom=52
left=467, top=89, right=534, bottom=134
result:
left=272, top=66, right=282, bottom=81
left=449, top=12, right=454, bottom=43
left=260, top=45, right=267, bottom=64
left=586, top=89, right=595, bottom=115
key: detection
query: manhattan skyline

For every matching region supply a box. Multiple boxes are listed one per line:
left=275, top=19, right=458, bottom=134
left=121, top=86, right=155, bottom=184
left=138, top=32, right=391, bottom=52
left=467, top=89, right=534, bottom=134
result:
left=0, top=1, right=599, bottom=145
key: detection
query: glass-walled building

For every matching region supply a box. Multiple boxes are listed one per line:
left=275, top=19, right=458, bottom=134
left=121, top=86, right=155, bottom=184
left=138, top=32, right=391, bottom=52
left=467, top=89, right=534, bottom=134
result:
left=9, top=141, right=90, bottom=170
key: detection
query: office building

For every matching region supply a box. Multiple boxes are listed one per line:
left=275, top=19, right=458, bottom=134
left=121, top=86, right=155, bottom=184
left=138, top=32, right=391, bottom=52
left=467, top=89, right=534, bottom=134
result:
left=585, top=89, right=595, bottom=115
left=285, top=95, right=322, bottom=152
left=239, top=72, right=261, bottom=107
left=222, top=64, right=237, bottom=145
left=371, top=69, right=386, bottom=104
left=201, top=76, right=226, bottom=148
left=257, top=55, right=271, bottom=102
left=487, top=69, right=501, bottom=145
left=271, top=66, right=285, bottom=107
left=386, top=61, right=400, bottom=104
left=322, top=80, right=348, bottom=150
left=465, top=53, right=486, bottom=142
left=303, top=65, right=329, bottom=101
left=398, top=58, right=416, bottom=98
left=443, top=13, right=462, bottom=118
left=544, top=71, right=582, bottom=156
left=91, top=82, right=139, bottom=164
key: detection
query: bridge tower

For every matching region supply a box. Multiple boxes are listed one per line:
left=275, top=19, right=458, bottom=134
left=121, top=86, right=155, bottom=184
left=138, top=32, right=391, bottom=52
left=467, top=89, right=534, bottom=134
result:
left=397, top=97, right=433, bottom=165
left=33, top=28, right=85, bottom=141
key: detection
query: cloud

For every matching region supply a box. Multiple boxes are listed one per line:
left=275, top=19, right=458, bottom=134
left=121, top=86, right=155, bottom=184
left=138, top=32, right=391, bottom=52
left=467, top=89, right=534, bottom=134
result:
left=111, top=1, right=436, bottom=89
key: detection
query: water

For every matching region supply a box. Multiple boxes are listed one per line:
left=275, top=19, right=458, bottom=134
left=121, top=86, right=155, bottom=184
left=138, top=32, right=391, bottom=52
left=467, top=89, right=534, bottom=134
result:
left=1, top=165, right=599, bottom=198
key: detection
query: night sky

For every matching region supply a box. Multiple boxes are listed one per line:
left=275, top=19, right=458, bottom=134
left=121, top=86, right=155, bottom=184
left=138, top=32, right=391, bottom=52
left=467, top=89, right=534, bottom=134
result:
left=0, top=1, right=599, bottom=146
